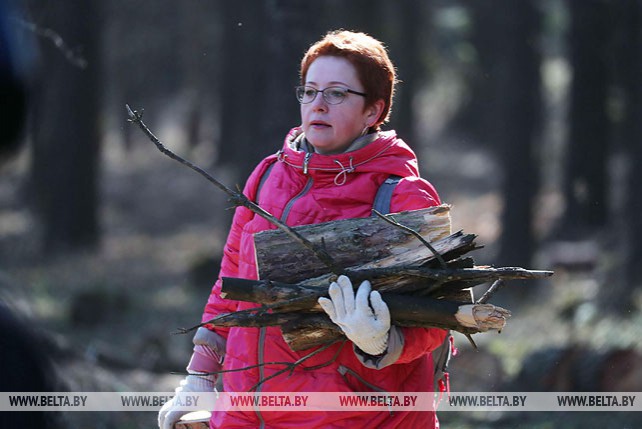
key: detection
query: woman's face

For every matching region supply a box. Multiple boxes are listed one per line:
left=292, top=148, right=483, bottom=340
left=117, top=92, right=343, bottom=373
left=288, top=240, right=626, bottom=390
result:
left=301, top=56, right=381, bottom=154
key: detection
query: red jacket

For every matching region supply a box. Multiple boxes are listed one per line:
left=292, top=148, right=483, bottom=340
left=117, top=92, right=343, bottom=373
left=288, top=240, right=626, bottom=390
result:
left=202, top=128, right=447, bottom=428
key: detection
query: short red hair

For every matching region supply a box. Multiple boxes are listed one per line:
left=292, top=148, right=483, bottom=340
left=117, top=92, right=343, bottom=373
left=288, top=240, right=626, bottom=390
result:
left=300, top=30, right=397, bottom=131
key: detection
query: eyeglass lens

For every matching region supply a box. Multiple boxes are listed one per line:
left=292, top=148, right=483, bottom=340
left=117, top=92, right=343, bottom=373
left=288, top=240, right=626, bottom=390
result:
left=296, top=86, right=350, bottom=105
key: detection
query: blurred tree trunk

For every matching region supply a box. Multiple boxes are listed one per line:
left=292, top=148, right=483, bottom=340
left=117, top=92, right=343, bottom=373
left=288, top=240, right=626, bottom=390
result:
left=561, top=0, right=611, bottom=234
left=217, top=1, right=315, bottom=183
left=177, top=2, right=220, bottom=149
left=387, top=0, right=426, bottom=146
left=258, top=0, right=315, bottom=156
left=216, top=2, right=262, bottom=180
left=455, top=0, right=503, bottom=146
left=29, top=0, right=102, bottom=252
left=603, top=0, right=642, bottom=312
left=626, top=1, right=642, bottom=294
left=495, top=0, right=542, bottom=267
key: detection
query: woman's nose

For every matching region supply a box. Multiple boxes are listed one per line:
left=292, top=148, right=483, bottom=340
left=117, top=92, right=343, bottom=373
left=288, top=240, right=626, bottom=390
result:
left=310, top=93, right=328, bottom=111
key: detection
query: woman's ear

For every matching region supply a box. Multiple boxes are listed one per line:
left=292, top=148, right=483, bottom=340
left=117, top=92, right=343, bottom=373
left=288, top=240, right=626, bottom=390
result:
left=366, top=99, right=386, bottom=128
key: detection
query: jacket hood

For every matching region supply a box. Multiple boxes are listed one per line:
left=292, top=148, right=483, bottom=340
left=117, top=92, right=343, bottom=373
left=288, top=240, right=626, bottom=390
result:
left=279, top=127, right=420, bottom=185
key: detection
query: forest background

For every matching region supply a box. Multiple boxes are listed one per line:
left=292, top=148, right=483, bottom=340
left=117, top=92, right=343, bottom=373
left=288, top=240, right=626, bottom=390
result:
left=1, top=0, right=641, bottom=428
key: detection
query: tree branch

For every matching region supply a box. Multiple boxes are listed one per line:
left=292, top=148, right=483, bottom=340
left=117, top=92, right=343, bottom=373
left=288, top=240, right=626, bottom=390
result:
left=125, top=104, right=344, bottom=275
left=12, top=17, right=88, bottom=69
left=477, top=279, right=506, bottom=304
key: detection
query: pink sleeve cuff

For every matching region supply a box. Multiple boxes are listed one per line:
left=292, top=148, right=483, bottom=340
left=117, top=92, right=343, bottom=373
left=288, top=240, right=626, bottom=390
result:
left=187, top=345, right=222, bottom=373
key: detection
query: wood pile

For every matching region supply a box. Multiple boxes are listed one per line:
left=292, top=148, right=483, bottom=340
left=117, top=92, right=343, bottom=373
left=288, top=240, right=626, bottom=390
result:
left=124, top=107, right=551, bottom=352
left=197, top=205, right=552, bottom=351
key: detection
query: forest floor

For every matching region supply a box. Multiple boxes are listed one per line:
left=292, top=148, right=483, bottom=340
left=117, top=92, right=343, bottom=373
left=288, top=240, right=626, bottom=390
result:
left=1, top=128, right=641, bottom=428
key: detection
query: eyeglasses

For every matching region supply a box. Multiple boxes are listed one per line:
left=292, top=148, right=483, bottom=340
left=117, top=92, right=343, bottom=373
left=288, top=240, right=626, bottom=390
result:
left=295, top=85, right=368, bottom=105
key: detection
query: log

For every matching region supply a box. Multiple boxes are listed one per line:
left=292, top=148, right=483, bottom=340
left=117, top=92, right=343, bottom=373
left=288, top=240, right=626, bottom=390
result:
left=280, top=314, right=344, bottom=351
left=220, top=265, right=553, bottom=312
left=281, top=294, right=480, bottom=351
left=203, top=310, right=303, bottom=328
left=220, top=278, right=324, bottom=312
left=210, top=205, right=549, bottom=351
left=295, top=231, right=480, bottom=294
left=254, top=206, right=452, bottom=283
left=207, top=286, right=510, bottom=350
left=216, top=291, right=473, bottom=329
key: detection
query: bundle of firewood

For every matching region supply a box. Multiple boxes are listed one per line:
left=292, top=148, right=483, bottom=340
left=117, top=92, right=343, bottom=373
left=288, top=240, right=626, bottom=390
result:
left=124, top=107, right=552, bottom=352
left=200, top=205, right=552, bottom=351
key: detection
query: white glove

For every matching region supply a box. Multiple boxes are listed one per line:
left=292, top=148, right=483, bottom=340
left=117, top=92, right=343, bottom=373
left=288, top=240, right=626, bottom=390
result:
left=158, top=372, right=215, bottom=429
left=318, top=275, right=391, bottom=355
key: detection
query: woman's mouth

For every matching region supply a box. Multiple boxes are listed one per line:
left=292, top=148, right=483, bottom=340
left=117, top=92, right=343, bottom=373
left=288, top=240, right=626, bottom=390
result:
left=310, top=121, right=331, bottom=129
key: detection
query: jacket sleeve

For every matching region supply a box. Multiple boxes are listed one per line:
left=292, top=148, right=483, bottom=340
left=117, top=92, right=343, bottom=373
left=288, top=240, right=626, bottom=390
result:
left=200, top=158, right=276, bottom=339
left=389, top=176, right=449, bottom=362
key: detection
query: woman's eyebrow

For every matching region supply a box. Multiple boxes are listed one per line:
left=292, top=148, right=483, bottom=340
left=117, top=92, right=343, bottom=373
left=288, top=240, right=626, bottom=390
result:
left=305, top=81, right=350, bottom=87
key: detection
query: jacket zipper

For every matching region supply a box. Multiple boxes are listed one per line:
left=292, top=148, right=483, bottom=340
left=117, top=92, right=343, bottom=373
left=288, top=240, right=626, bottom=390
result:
left=255, top=327, right=266, bottom=428
left=302, top=152, right=312, bottom=175
left=281, top=177, right=313, bottom=223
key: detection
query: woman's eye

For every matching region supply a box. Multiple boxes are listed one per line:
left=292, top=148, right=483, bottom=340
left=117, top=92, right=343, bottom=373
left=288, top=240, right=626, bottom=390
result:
left=304, top=89, right=317, bottom=97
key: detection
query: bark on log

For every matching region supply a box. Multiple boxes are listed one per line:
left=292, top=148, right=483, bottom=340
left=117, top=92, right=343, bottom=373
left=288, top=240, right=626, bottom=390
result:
left=211, top=205, right=550, bottom=351
left=205, top=288, right=505, bottom=350
left=220, top=265, right=552, bottom=311
left=294, top=231, right=480, bottom=294
left=280, top=314, right=345, bottom=351
left=215, top=293, right=467, bottom=329
left=220, top=278, right=324, bottom=312
left=254, top=206, right=452, bottom=283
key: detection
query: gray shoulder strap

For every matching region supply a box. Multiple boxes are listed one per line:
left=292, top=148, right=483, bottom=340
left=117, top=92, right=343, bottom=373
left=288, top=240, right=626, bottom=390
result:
left=254, top=162, right=276, bottom=203
left=372, top=175, right=402, bottom=215
left=372, top=174, right=454, bottom=386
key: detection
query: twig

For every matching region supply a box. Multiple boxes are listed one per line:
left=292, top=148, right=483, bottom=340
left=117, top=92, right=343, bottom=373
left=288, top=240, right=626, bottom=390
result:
left=182, top=339, right=345, bottom=392
left=248, top=340, right=344, bottom=391
left=464, top=334, right=478, bottom=349
left=125, top=104, right=344, bottom=275
left=12, top=17, right=87, bottom=69
left=172, top=296, right=317, bottom=335
left=373, top=209, right=448, bottom=268
left=477, top=279, right=505, bottom=304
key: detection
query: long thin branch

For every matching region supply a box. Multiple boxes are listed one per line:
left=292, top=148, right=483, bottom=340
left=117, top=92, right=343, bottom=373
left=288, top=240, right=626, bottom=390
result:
left=248, top=340, right=344, bottom=392
left=477, top=279, right=505, bottom=304
left=12, top=17, right=88, bottom=69
left=125, top=104, right=344, bottom=275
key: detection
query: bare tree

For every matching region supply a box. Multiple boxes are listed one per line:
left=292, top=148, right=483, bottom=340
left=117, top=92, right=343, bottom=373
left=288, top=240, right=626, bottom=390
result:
left=387, top=0, right=428, bottom=146
left=562, top=0, right=611, bottom=234
left=28, top=0, right=103, bottom=252
left=494, top=0, right=543, bottom=267
left=600, top=0, right=642, bottom=312
left=217, top=1, right=316, bottom=182
left=626, top=1, right=642, bottom=293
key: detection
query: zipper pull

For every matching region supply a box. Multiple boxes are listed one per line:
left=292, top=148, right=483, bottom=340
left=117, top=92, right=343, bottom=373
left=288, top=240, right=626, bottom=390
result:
left=303, top=152, right=312, bottom=175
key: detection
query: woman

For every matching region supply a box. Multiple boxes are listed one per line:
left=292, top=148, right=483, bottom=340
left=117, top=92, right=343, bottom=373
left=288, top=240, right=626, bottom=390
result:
left=159, top=30, right=447, bottom=428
